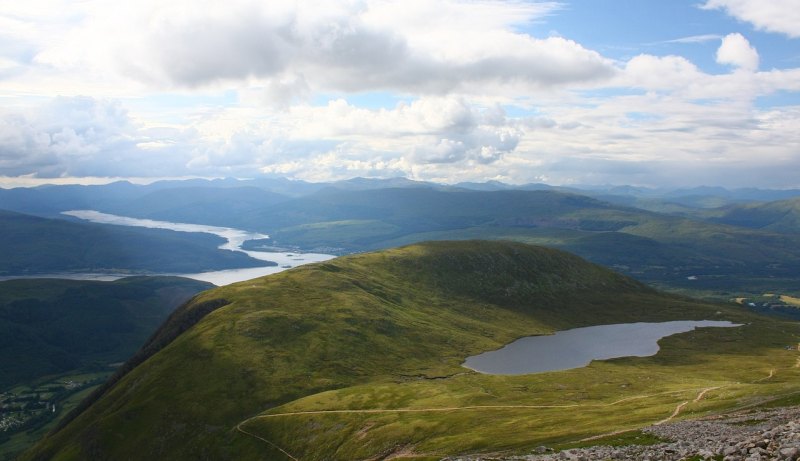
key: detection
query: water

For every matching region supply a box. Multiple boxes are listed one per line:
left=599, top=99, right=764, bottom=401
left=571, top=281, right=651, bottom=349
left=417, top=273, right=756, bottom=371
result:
left=462, top=320, right=742, bottom=375
left=52, top=210, right=336, bottom=286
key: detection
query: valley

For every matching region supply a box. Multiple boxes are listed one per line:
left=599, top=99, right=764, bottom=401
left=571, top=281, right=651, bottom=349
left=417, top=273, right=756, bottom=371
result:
left=5, top=2, right=800, bottom=459
left=3, top=180, right=800, bottom=460
left=0, top=276, right=213, bottom=459
left=5, top=179, right=800, bottom=296
left=19, top=241, right=800, bottom=460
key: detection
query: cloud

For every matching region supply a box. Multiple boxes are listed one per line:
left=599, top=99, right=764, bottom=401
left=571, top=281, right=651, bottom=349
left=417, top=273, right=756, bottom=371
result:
left=200, top=97, right=523, bottom=171
left=28, top=0, right=614, bottom=95
left=2, top=1, right=800, bottom=189
left=701, top=0, right=800, bottom=38
left=660, top=34, right=723, bottom=44
left=716, top=33, right=759, bottom=71
left=0, top=97, right=196, bottom=178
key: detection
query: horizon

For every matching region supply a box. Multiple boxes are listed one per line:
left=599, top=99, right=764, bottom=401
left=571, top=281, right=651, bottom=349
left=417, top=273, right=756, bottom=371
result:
left=3, top=174, right=800, bottom=193
left=1, top=1, right=799, bottom=188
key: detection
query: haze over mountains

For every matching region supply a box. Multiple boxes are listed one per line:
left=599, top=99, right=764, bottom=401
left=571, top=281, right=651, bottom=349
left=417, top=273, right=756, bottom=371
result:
left=3, top=177, right=799, bottom=293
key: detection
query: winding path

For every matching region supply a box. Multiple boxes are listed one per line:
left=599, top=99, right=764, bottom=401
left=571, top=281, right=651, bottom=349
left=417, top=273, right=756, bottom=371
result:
left=236, top=421, right=300, bottom=461
left=236, top=364, right=794, bottom=459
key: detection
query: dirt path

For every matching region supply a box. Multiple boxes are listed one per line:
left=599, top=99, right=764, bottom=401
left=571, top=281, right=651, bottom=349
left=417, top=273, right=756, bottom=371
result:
left=236, top=421, right=300, bottom=461
left=654, top=401, right=689, bottom=426
left=236, top=366, right=792, bottom=459
left=653, top=369, right=778, bottom=428
left=752, top=368, right=776, bottom=383
left=235, top=387, right=707, bottom=457
left=693, top=386, right=720, bottom=403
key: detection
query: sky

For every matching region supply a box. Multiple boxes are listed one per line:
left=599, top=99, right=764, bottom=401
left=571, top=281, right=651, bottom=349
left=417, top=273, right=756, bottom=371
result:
left=0, top=0, right=799, bottom=188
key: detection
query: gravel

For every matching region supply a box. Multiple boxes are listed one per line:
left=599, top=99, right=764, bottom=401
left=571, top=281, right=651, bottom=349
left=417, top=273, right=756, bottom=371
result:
left=443, top=406, right=800, bottom=461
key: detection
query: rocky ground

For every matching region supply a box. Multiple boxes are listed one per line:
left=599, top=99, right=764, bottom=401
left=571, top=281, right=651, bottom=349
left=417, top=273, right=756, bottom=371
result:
left=444, top=406, right=800, bottom=461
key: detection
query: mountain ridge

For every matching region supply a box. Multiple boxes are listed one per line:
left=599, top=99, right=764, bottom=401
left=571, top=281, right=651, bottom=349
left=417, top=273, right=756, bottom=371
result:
left=23, top=240, right=789, bottom=461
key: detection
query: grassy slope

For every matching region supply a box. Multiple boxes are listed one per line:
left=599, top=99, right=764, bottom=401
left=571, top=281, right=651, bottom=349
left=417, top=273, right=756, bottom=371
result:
left=22, top=241, right=800, bottom=461
left=0, top=277, right=213, bottom=389
left=705, top=197, right=800, bottom=233
left=0, top=209, right=264, bottom=274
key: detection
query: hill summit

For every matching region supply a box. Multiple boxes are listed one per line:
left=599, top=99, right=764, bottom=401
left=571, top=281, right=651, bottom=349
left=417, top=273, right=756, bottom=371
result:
left=24, top=241, right=766, bottom=460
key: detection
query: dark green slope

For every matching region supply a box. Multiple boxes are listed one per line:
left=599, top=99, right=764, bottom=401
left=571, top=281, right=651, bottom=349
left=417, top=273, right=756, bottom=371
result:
left=0, top=209, right=263, bottom=275
left=254, top=187, right=617, bottom=233
left=113, top=186, right=290, bottom=227
left=246, top=188, right=800, bottom=291
left=0, top=276, right=213, bottom=389
left=23, top=241, right=775, bottom=461
left=706, top=197, right=800, bottom=233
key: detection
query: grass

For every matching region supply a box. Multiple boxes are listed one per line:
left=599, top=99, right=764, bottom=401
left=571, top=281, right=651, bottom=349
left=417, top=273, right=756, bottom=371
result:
left=21, top=241, right=800, bottom=461
left=557, top=430, right=665, bottom=450
left=0, top=276, right=212, bottom=389
left=239, top=321, right=799, bottom=459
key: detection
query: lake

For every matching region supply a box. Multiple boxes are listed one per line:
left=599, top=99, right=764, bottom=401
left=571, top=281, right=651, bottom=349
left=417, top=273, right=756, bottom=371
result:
left=462, top=320, right=742, bottom=375
left=56, top=210, right=335, bottom=286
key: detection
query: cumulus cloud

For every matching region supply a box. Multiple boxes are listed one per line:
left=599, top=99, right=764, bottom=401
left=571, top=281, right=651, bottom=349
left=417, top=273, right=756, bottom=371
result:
left=2, top=1, right=800, bottom=188
left=701, top=0, right=800, bottom=38
left=29, top=0, right=614, bottom=95
left=716, top=33, right=759, bottom=71
left=198, top=97, right=523, bottom=172
left=0, top=97, right=196, bottom=178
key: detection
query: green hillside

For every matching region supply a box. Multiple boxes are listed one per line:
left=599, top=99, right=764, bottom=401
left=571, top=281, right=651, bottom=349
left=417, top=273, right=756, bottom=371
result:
left=0, top=276, right=213, bottom=460
left=0, top=210, right=265, bottom=275
left=0, top=276, right=213, bottom=389
left=23, top=241, right=800, bottom=460
left=706, top=197, right=800, bottom=233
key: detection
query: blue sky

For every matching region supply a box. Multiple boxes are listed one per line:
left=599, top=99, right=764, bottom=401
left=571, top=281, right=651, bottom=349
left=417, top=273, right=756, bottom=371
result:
left=0, top=0, right=798, bottom=188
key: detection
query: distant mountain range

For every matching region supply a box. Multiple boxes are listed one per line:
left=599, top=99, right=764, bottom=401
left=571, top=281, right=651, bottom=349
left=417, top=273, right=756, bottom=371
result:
left=3, top=177, right=800, bottom=292
left=3, top=177, right=799, bottom=219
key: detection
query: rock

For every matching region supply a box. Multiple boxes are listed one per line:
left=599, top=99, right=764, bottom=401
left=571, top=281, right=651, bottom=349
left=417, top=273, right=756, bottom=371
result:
left=723, top=446, right=739, bottom=456
left=451, top=405, right=800, bottom=461
left=780, top=446, right=800, bottom=460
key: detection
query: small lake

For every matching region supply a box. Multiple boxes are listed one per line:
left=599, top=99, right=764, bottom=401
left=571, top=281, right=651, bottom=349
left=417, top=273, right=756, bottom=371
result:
left=463, top=320, right=742, bottom=375
left=53, top=210, right=335, bottom=286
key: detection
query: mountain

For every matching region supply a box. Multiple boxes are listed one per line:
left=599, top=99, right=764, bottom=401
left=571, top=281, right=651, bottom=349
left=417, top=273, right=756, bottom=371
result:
left=0, top=276, right=213, bottom=390
left=112, top=186, right=290, bottom=228
left=705, top=197, right=800, bottom=234
left=0, top=178, right=316, bottom=218
left=0, top=210, right=264, bottom=275
left=22, top=241, right=795, bottom=460
left=5, top=179, right=800, bottom=292
left=235, top=188, right=800, bottom=292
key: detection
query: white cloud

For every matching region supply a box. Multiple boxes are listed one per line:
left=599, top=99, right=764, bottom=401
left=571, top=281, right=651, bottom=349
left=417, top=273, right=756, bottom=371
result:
left=0, top=97, right=196, bottom=178
left=716, top=33, right=759, bottom=71
left=20, top=0, right=613, bottom=96
left=661, top=34, right=723, bottom=44
left=701, top=0, right=800, bottom=38
left=2, top=1, right=800, bottom=188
